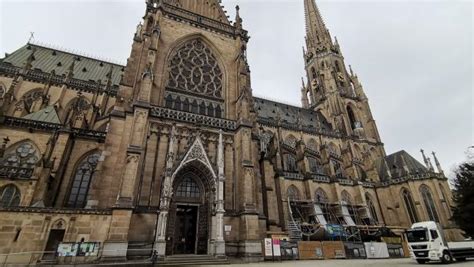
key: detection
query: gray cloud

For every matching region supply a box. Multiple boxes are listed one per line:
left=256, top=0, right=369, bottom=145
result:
left=1, top=0, right=472, bottom=179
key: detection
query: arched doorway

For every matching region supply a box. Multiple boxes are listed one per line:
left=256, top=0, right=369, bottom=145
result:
left=165, top=162, right=215, bottom=255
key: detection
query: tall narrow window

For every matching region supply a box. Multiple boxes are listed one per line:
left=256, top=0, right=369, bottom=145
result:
left=439, top=184, right=452, bottom=218
left=165, top=95, right=173, bottom=108
left=315, top=188, right=328, bottom=203
left=285, top=154, right=297, bottom=172
left=66, top=152, right=100, bottom=208
left=287, top=185, right=300, bottom=201
left=182, top=99, right=190, bottom=112
left=420, top=185, right=440, bottom=222
left=347, top=106, right=361, bottom=130
left=215, top=105, right=222, bottom=118
left=332, top=159, right=344, bottom=178
left=308, top=157, right=322, bottom=174
left=0, top=184, right=21, bottom=207
left=366, top=194, right=379, bottom=224
left=402, top=189, right=419, bottom=224
left=174, top=97, right=181, bottom=110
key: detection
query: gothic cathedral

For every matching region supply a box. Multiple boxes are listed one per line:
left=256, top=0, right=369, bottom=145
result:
left=0, top=0, right=460, bottom=263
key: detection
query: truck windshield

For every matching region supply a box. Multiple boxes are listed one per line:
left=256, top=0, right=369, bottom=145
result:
left=407, top=229, right=428, bottom=242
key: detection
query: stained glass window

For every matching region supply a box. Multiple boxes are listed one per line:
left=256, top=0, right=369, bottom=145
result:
left=0, top=184, right=21, bottom=207
left=420, top=185, right=440, bottom=222
left=403, top=189, right=419, bottom=224
left=66, top=152, right=100, bottom=208
left=0, top=142, right=39, bottom=179
left=176, top=177, right=201, bottom=198
left=167, top=39, right=223, bottom=99
left=287, top=185, right=300, bottom=201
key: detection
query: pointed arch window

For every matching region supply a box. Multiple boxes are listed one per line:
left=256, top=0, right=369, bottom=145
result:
left=165, top=95, right=173, bottom=108
left=331, top=159, right=344, bottom=178
left=365, top=194, right=379, bottom=224
left=174, top=97, right=182, bottom=110
left=439, top=184, right=452, bottom=218
left=310, top=67, right=317, bottom=80
left=287, top=185, right=300, bottom=201
left=0, top=184, right=21, bottom=207
left=191, top=100, right=198, bottom=113
left=215, top=105, right=222, bottom=118
left=308, top=157, right=322, bottom=174
left=347, top=106, right=361, bottom=130
left=182, top=98, right=190, bottom=112
left=176, top=176, right=201, bottom=199
left=207, top=104, right=214, bottom=117
left=22, top=89, right=43, bottom=113
left=66, top=152, right=100, bottom=208
left=0, top=142, right=39, bottom=179
left=402, top=189, right=419, bottom=224
left=284, top=154, right=298, bottom=172
left=199, top=102, right=206, bottom=115
left=420, top=185, right=440, bottom=222
left=315, top=188, right=328, bottom=203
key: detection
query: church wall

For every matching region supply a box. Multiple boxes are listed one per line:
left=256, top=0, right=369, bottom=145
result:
left=147, top=16, right=242, bottom=119
left=0, top=210, right=112, bottom=256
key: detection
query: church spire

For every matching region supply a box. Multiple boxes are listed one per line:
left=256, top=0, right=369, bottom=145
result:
left=304, top=0, right=332, bottom=51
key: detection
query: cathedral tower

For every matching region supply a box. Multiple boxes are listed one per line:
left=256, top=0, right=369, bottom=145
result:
left=302, top=0, right=382, bottom=146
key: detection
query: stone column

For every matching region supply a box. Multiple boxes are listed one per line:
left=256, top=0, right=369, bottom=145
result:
left=215, top=130, right=226, bottom=257
left=154, top=125, right=176, bottom=257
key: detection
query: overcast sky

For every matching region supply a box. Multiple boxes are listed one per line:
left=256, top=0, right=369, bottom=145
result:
left=1, top=0, right=472, bottom=179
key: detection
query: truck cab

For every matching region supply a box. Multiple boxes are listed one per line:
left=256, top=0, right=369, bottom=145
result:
left=407, top=221, right=473, bottom=264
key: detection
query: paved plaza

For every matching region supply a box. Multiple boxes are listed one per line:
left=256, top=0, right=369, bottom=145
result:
left=204, top=258, right=473, bottom=267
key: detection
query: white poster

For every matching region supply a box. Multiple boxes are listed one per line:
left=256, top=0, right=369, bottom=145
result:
left=264, top=238, right=273, bottom=257
left=272, top=238, right=281, bottom=257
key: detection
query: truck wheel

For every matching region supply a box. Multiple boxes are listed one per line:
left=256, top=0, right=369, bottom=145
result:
left=416, top=259, right=427, bottom=264
left=440, top=251, right=453, bottom=264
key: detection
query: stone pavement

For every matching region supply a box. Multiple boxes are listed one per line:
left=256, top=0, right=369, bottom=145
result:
left=201, top=258, right=474, bottom=267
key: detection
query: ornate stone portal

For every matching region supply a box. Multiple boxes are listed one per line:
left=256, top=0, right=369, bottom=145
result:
left=154, top=128, right=225, bottom=257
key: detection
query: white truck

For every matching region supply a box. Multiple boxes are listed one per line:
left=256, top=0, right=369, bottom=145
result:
left=407, top=221, right=474, bottom=264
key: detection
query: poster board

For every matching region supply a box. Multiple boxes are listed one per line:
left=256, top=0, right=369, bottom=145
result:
left=57, top=242, right=100, bottom=257
left=272, top=238, right=281, bottom=257
left=264, top=238, right=273, bottom=257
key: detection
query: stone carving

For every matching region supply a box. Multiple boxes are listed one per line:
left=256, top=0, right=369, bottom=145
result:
left=167, top=39, right=222, bottom=99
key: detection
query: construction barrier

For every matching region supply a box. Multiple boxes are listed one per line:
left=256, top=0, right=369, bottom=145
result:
left=343, top=242, right=366, bottom=259
left=321, top=241, right=346, bottom=259
left=297, top=241, right=324, bottom=260
left=364, top=242, right=389, bottom=259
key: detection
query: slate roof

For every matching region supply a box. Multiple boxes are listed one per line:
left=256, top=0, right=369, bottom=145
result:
left=22, top=106, right=61, bottom=124
left=2, top=43, right=335, bottom=134
left=376, top=150, right=429, bottom=180
left=2, top=43, right=124, bottom=87
left=254, top=97, right=333, bottom=132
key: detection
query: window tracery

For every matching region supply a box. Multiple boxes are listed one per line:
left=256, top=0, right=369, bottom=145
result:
left=22, top=90, right=43, bottom=112
left=402, top=189, right=419, bottom=224
left=315, top=188, right=328, bottom=203
left=0, top=184, right=21, bottom=207
left=420, top=185, right=440, bottom=222
left=287, top=185, right=300, bottom=201
left=0, top=142, right=39, bottom=179
left=176, top=176, right=201, bottom=199
left=167, top=39, right=222, bottom=99
left=66, top=152, right=100, bottom=208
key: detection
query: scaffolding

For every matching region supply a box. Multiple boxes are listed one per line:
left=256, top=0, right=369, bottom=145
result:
left=287, top=198, right=380, bottom=242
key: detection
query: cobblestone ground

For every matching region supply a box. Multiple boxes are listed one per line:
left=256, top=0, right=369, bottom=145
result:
left=203, top=258, right=474, bottom=267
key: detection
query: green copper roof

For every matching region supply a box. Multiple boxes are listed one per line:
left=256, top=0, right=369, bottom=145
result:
left=2, top=43, right=124, bottom=86
left=22, top=105, right=61, bottom=124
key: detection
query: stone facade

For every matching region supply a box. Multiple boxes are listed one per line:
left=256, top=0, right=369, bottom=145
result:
left=0, top=0, right=461, bottom=263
